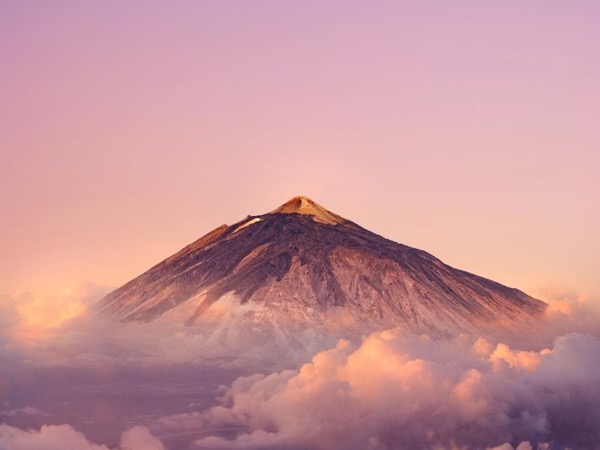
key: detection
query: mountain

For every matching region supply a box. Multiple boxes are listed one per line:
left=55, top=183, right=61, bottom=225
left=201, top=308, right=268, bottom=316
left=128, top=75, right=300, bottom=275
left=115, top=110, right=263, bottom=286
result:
left=96, top=196, right=547, bottom=342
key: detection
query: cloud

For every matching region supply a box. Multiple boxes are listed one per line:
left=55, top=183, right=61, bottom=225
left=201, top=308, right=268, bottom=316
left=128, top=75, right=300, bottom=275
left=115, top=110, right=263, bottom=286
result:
left=151, top=331, right=600, bottom=450
left=119, top=426, right=165, bottom=450
left=541, top=291, right=600, bottom=337
left=2, top=286, right=600, bottom=449
left=0, top=287, right=337, bottom=372
left=1, top=285, right=597, bottom=373
left=488, top=443, right=536, bottom=450
left=0, top=424, right=165, bottom=450
left=0, top=284, right=105, bottom=344
left=0, top=405, right=40, bottom=417
left=0, top=424, right=109, bottom=450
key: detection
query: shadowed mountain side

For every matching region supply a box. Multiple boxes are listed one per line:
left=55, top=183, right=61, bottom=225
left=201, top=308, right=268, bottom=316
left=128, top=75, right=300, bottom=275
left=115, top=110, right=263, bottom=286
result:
left=96, top=196, right=547, bottom=341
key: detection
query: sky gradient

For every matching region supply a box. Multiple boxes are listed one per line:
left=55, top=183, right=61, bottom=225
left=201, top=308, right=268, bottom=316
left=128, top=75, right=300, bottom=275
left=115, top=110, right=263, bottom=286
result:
left=1, top=1, right=599, bottom=300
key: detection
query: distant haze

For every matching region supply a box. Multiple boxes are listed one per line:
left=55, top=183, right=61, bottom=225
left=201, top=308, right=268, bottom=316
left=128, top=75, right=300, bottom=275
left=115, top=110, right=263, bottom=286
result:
left=1, top=1, right=598, bottom=300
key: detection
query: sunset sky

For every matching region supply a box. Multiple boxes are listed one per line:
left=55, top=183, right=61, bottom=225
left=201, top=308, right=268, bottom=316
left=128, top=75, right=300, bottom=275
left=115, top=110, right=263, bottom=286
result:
left=1, top=1, right=599, bottom=300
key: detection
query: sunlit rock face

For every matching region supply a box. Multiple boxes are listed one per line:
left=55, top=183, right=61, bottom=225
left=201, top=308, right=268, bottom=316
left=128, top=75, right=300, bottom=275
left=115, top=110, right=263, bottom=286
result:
left=96, top=196, right=546, bottom=342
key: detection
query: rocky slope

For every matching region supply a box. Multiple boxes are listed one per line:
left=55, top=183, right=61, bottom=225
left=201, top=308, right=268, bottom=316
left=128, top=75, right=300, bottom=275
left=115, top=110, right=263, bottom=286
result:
left=96, top=196, right=547, bottom=341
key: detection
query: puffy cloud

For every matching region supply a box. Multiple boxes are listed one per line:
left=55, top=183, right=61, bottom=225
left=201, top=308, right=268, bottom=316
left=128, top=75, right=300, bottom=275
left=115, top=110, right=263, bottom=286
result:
left=0, top=424, right=165, bottom=450
left=119, top=426, right=165, bottom=450
left=154, top=331, right=600, bottom=450
left=0, top=284, right=106, bottom=345
left=488, top=443, right=535, bottom=450
left=541, top=291, right=600, bottom=337
left=0, top=424, right=109, bottom=450
left=2, top=286, right=600, bottom=449
left=0, top=288, right=335, bottom=372
left=488, top=444, right=516, bottom=450
left=1, top=286, right=597, bottom=373
left=490, top=343, right=547, bottom=372
left=516, top=444, right=534, bottom=450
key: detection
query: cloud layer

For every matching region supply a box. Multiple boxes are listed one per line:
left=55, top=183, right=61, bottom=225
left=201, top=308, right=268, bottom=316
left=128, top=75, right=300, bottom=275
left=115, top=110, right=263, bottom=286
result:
left=159, top=331, right=600, bottom=450
left=1, top=287, right=598, bottom=371
left=0, top=424, right=164, bottom=450
left=0, top=287, right=335, bottom=373
left=1, top=288, right=599, bottom=449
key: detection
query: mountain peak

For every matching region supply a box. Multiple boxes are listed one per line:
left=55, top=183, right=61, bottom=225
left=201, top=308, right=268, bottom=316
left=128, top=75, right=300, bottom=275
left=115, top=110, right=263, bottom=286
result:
left=271, top=196, right=344, bottom=225
left=97, top=197, right=547, bottom=343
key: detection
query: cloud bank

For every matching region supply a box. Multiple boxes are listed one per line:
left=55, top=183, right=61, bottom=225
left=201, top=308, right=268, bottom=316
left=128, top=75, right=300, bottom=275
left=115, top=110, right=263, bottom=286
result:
left=0, top=424, right=164, bottom=450
left=0, top=287, right=335, bottom=372
left=0, top=424, right=109, bottom=450
left=1, top=287, right=599, bottom=449
left=152, top=330, right=600, bottom=450
left=1, top=287, right=598, bottom=371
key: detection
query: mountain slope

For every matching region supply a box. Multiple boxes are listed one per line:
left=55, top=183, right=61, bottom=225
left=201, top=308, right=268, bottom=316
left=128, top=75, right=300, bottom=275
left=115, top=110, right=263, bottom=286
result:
left=96, top=196, right=546, bottom=340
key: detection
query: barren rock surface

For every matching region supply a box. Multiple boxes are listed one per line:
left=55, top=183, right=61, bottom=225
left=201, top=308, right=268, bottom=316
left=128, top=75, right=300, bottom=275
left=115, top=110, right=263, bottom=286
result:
left=96, top=196, right=546, bottom=341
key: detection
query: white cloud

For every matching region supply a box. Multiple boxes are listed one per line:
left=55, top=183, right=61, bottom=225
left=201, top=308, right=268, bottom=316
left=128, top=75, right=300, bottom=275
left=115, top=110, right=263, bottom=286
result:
left=488, top=442, right=544, bottom=450
left=0, top=289, right=336, bottom=372
left=0, top=424, right=109, bottom=450
left=1, top=286, right=598, bottom=373
left=542, top=292, right=600, bottom=337
left=2, top=287, right=600, bottom=449
left=152, top=331, right=600, bottom=450
left=0, top=424, right=165, bottom=450
left=119, top=426, right=165, bottom=450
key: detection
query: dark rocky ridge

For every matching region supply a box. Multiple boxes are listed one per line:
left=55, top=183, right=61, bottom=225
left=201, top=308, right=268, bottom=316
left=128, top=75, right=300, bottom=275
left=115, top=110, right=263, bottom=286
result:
left=96, top=196, right=547, bottom=339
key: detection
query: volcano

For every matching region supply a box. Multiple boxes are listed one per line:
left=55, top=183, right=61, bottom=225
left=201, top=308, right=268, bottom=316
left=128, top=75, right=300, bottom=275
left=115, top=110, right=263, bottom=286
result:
left=96, top=196, right=546, bottom=340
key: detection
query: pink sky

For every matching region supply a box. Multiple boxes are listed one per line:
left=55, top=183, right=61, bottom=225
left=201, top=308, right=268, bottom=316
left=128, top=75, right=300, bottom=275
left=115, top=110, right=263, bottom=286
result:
left=1, top=1, right=599, bottom=300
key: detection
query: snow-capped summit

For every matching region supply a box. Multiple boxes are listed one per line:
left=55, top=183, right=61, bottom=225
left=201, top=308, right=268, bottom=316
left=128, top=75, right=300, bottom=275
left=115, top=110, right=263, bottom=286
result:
left=271, top=195, right=345, bottom=225
left=96, top=197, right=547, bottom=342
